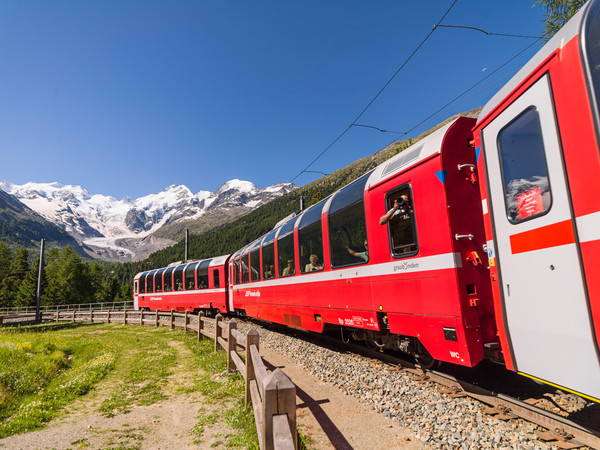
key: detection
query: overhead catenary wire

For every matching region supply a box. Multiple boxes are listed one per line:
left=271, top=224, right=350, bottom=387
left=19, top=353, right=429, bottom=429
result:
left=289, top=0, right=459, bottom=183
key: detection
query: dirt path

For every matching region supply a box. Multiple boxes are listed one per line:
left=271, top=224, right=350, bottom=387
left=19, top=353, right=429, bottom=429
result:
left=0, top=340, right=423, bottom=449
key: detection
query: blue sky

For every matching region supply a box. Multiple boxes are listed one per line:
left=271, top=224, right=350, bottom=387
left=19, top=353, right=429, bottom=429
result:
left=0, top=1, right=546, bottom=199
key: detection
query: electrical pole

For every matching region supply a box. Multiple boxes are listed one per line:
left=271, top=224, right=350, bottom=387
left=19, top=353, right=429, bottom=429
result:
left=36, top=239, right=45, bottom=323
left=185, top=229, right=189, bottom=262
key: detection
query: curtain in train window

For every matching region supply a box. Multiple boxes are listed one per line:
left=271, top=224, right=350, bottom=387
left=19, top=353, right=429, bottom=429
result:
left=497, top=107, right=552, bottom=224
left=298, top=199, right=326, bottom=273
left=277, top=219, right=296, bottom=277
left=250, top=242, right=261, bottom=282
left=163, top=267, right=174, bottom=292
left=262, top=229, right=277, bottom=280
left=329, top=173, right=370, bottom=268
left=173, top=266, right=184, bottom=291
left=385, top=186, right=418, bottom=257
left=184, top=263, right=197, bottom=290
left=197, top=260, right=210, bottom=289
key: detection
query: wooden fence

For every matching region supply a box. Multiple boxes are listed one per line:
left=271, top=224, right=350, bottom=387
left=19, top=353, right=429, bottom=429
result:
left=2, top=309, right=297, bottom=450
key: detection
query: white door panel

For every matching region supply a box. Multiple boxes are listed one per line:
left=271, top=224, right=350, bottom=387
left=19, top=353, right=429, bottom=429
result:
left=482, top=74, right=600, bottom=399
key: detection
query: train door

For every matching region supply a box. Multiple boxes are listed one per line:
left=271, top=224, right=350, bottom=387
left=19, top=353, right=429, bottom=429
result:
left=228, top=261, right=235, bottom=311
left=133, top=279, right=139, bottom=310
left=481, top=74, right=600, bottom=399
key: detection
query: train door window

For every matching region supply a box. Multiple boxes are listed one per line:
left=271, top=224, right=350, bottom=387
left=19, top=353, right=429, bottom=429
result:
left=277, top=219, right=296, bottom=277
left=134, top=280, right=138, bottom=295
left=261, top=228, right=277, bottom=280
left=497, top=107, right=552, bottom=223
left=139, top=274, right=146, bottom=294
left=197, top=260, right=210, bottom=289
left=385, top=186, right=418, bottom=257
left=164, top=267, right=174, bottom=292
left=250, top=241, right=261, bottom=282
left=173, top=266, right=184, bottom=291
left=213, top=268, right=220, bottom=288
left=299, top=199, right=326, bottom=273
left=185, top=263, right=197, bottom=290
left=241, top=251, right=250, bottom=283
left=154, top=269, right=165, bottom=293
left=329, top=173, right=370, bottom=268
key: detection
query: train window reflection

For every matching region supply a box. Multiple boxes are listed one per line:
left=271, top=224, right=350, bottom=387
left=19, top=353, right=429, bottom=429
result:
left=154, top=269, right=165, bottom=293
left=164, top=267, right=174, bottom=292
left=250, top=242, right=261, bottom=282
left=184, top=263, right=197, bottom=290
left=498, top=107, right=552, bottom=224
left=198, top=260, right=210, bottom=289
left=277, top=219, right=296, bottom=277
left=299, top=200, right=326, bottom=273
left=329, top=173, right=370, bottom=268
left=174, top=266, right=184, bottom=291
left=241, top=251, right=250, bottom=283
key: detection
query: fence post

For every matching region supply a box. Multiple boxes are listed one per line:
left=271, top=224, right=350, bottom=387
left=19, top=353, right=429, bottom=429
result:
left=227, top=319, right=237, bottom=373
left=56, top=310, right=59, bottom=322
left=197, top=311, right=204, bottom=341
left=170, top=309, right=175, bottom=330
left=263, top=369, right=297, bottom=450
left=107, top=309, right=111, bottom=324
left=156, top=309, right=160, bottom=327
left=184, top=310, right=189, bottom=333
left=72, top=311, right=75, bottom=323
left=245, top=329, right=260, bottom=406
left=214, top=314, right=223, bottom=353
left=123, top=309, right=127, bottom=325
left=90, top=309, right=94, bottom=323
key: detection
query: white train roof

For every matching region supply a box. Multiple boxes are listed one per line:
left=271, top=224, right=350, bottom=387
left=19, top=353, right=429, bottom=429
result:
left=366, top=118, right=457, bottom=189
left=477, top=2, right=589, bottom=123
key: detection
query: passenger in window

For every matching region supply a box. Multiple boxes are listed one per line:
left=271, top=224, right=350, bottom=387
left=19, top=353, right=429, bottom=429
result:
left=346, top=241, right=368, bottom=261
left=379, top=195, right=410, bottom=225
left=305, top=254, right=323, bottom=272
left=282, top=260, right=294, bottom=276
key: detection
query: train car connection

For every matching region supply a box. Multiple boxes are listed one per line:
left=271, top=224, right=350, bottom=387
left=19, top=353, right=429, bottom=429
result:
left=472, top=1, right=600, bottom=402
left=134, top=255, right=229, bottom=314
left=228, top=116, right=496, bottom=369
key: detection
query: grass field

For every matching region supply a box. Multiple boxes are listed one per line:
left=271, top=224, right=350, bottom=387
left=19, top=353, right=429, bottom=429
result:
left=0, top=322, right=262, bottom=448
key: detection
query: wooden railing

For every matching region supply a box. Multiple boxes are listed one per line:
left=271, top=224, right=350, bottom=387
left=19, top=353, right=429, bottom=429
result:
left=2, top=309, right=297, bottom=450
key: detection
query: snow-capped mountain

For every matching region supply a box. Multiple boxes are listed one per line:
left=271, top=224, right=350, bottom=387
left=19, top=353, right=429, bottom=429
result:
left=0, top=179, right=296, bottom=261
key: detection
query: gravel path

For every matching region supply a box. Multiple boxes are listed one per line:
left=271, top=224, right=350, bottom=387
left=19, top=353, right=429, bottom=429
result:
left=238, top=320, right=582, bottom=449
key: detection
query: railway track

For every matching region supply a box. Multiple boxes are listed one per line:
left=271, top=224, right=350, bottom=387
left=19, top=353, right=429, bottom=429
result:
left=244, top=320, right=600, bottom=449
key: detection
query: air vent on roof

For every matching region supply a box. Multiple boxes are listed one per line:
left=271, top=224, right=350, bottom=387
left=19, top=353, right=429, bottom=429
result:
left=381, top=145, right=423, bottom=178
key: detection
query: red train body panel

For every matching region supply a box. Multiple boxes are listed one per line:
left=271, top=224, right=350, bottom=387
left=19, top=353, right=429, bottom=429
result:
left=134, top=1, right=600, bottom=403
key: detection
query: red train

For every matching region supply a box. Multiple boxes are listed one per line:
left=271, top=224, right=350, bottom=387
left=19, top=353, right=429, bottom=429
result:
left=134, top=2, right=600, bottom=403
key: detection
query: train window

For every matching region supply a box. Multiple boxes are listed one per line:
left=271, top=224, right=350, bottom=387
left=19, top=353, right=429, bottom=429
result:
left=277, top=219, right=296, bottom=277
left=329, top=173, right=370, bottom=268
left=184, top=263, right=197, bottom=290
left=154, top=269, right=165, bottom=293
left=213, top=269, right=220, bottom=288
left=233, top=258, right=240, bottom=285
left=173, top=266, right=184, bottom=291
left=134, top=280, right=138, bottom=295
left=139, top=274, right=146, bottom=294
left=299, top=199, right=326, bottom=273
left=250, top=241, right=261, bottom=282
left=498, top=107, right=552, bottom=224
left=241, top=251, right=250, bottom=283
left=262, top=228, right=277, bottom=280
left=164, top=267, right=174, bottom=292
left=198, top=260, right=210, bottom=289
left=146, top=271, right=156, bottom=293
left=384, top=186, right=418, bottom=257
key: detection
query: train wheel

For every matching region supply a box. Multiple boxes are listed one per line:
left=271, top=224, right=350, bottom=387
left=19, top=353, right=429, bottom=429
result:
left=416, top=343, right=439, bottom=369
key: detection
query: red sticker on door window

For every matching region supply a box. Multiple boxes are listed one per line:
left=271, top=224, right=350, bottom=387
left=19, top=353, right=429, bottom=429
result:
left=516, top=186, right=544, bottom=220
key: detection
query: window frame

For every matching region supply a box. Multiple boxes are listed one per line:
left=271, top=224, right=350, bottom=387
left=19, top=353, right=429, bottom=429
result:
left=384, top=184, right=419, bottom=259
left=277, top=219, right=297, bottom=278
left=496, top=106, right=553, bottom=225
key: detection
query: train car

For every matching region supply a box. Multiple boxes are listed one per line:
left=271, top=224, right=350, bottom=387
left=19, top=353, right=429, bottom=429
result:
left=472, top=1, right=600, bottom=401
left=134, top=255, right=230, bottom=314
left=227, top=116, right=497, bottom=368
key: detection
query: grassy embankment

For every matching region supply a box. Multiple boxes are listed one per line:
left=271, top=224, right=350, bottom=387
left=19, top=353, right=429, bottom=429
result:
left=0, top=322, right=266, bottom=448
